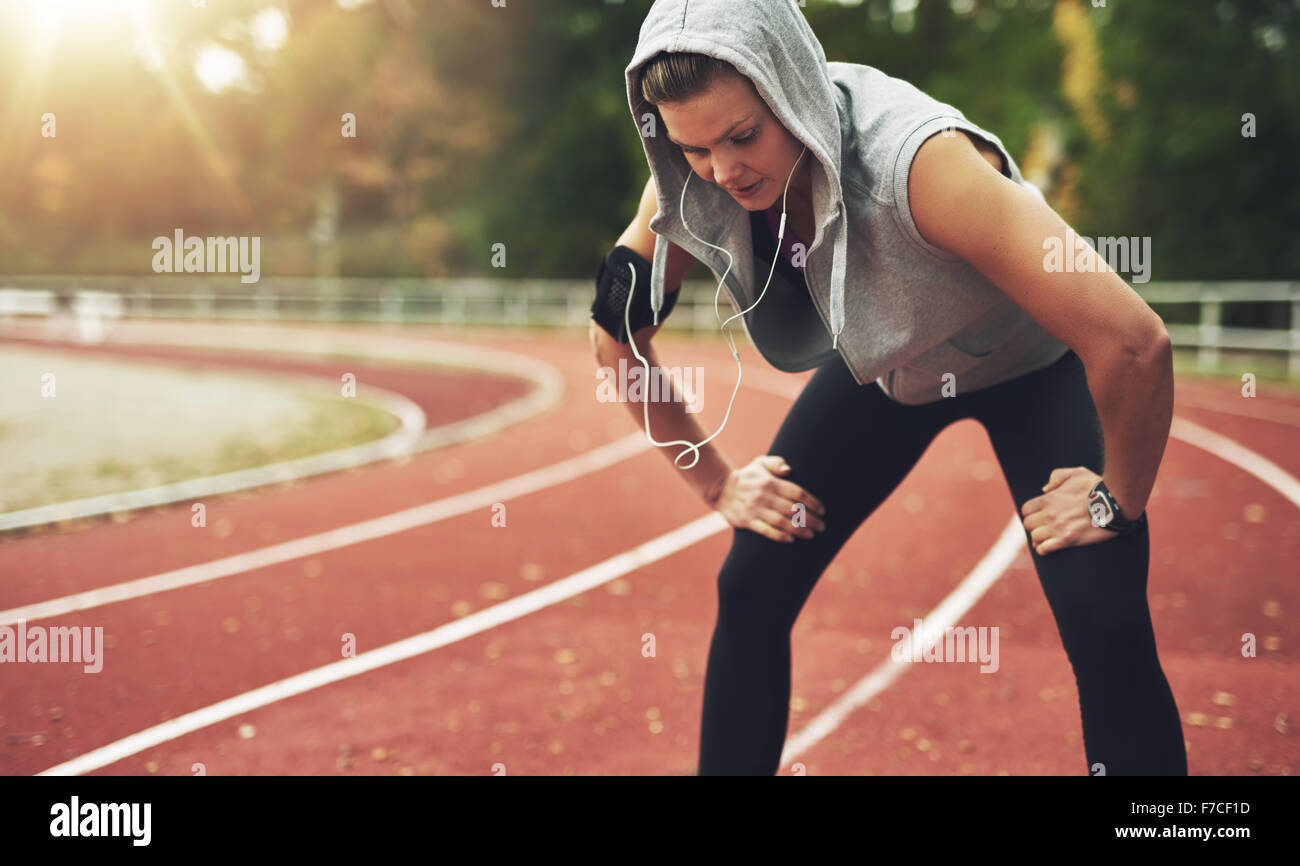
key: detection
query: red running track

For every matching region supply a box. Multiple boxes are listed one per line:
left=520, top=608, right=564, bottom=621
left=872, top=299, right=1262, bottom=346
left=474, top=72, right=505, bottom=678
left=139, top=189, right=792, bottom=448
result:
left=1, top=324, right=1296, bottom=775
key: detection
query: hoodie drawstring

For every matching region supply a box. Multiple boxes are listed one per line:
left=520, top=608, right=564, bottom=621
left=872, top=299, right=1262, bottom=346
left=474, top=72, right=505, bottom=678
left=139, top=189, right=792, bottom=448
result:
left=650, top=184, right=847, bottom=351
left=650, top=230, right=667, bottom=326
left=829, top=197, right=847, bottom=350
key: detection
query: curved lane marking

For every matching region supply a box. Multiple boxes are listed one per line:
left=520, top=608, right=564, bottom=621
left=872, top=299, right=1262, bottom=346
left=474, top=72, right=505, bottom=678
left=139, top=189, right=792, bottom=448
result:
left=26, top=371, right=1300, bottom=774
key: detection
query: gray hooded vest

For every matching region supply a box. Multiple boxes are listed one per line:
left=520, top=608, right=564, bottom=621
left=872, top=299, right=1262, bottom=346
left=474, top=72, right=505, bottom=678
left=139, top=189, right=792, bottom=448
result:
left=626, top=0, right=1069, bottom=405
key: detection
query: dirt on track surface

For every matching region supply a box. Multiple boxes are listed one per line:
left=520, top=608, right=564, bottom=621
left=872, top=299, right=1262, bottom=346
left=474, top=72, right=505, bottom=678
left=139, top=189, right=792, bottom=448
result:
left=1, top=323, right=1296, bottom=776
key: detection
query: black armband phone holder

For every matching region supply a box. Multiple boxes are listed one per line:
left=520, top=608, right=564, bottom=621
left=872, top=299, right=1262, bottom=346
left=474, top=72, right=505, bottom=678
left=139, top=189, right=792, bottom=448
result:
left=590, top=244, right=679, bottom=344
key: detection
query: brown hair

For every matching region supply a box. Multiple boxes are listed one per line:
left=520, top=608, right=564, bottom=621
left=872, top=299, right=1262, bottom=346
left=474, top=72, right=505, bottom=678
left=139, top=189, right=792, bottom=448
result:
left=638, top=51, right=737, bottom=106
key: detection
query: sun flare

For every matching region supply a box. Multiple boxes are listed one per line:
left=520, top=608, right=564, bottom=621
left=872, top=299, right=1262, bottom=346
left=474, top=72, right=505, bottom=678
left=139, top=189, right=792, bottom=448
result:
left=24, top=0, right=154, bottom=35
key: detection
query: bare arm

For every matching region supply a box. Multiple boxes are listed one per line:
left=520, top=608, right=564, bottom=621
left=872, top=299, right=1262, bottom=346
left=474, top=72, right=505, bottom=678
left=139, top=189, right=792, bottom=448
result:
left=593, top=331, right=735, bottom=505
left=591, top=175, right=733, bottom=505
left=909, top=131, right=1172, bottom=516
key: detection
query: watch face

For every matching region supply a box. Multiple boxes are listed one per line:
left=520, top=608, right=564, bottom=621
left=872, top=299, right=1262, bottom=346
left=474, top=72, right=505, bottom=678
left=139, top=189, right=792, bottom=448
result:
left=1088, top=494, right=1112, bottom=527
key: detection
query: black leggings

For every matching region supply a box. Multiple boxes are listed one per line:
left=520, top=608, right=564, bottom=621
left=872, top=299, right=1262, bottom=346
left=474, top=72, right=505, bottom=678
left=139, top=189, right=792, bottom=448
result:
left=697, top=349, right=1187, bottom=775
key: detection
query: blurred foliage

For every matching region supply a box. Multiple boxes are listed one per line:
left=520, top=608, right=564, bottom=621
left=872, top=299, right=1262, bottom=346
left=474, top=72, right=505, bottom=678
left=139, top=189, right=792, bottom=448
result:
left=0, top=0, right=1295, bottom=290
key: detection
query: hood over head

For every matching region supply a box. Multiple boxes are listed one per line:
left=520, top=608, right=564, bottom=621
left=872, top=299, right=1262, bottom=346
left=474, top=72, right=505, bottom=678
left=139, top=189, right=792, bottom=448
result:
left=624, top=0, right=850, bottom=349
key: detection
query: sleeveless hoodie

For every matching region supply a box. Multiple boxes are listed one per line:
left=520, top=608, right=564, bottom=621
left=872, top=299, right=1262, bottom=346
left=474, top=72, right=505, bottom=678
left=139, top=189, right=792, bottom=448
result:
left=626, top=0, right=1070, bottom=404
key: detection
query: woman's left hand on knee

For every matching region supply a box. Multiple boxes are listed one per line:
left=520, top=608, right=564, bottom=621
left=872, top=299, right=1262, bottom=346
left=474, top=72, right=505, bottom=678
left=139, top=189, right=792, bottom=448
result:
left=1019, top=467, right=1117, bottom=556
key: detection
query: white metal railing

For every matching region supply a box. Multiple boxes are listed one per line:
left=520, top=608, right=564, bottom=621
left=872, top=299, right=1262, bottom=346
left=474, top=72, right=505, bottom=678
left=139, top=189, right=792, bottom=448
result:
left=0, top=288, right=57, bottom=316
left=1, top=278, right=1297, bottom=376
left=1138, top=281, right=1300, bottom=376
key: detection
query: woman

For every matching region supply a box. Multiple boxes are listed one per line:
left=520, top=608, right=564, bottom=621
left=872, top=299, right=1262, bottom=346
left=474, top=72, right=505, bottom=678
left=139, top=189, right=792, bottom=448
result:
left=590, top=0, right=1185, bottom=776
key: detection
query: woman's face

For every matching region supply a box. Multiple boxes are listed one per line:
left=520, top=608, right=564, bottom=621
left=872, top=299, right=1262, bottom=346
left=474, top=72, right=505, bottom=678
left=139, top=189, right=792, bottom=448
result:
left=658, top=69, right=811, bottom=211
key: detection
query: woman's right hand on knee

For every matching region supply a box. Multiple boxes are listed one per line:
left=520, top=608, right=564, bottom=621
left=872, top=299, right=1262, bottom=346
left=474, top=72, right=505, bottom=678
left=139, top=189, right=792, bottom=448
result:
left=712, top=455, right=827, bottom=543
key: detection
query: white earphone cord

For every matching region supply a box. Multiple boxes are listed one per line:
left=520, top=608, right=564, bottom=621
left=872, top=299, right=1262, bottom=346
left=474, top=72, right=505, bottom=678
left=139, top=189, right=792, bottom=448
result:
left=624, top=144, right=809, bottom=470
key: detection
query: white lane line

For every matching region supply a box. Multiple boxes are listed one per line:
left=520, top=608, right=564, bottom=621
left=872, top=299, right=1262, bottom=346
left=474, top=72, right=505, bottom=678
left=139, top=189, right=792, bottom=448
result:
left=31, top=373, right=1005, bottom=776
left=33, top=358, right=1291, bottom=773
left=36, top=511, right=730, bottom=776
left=780, top=515, right=1027, bottom=769
left=777, top=415, right=1300, bottom=770
left=20, top=367, right=1014, bottom=777
left=25, top=371, right=835, bottom=775
left=0, top=376, right=425, bottom=533
left=1, top=431, right=650, bottom=627
left=4, top=353, right=784, bottom=625
left=1169, top=416, right=1300, bottom=507
left=0, top=330, right=566, bottom=531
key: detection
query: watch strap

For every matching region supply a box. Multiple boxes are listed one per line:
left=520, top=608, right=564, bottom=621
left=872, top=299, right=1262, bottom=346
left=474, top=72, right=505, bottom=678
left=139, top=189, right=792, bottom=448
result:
left=1089, top=480, right=1146, bottom=533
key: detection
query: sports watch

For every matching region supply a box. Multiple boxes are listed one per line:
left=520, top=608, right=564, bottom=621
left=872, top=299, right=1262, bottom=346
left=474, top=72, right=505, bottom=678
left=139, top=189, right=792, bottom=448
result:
left=1087, top=479, right=1147, bottom=533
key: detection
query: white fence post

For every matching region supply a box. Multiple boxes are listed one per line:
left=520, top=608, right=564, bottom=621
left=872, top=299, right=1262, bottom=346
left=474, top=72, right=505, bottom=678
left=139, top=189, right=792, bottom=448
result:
left=380, top=285, right=402, bottom=323
left=1290, top=282, right=1300, bottom=379
left=255, top=288, right=277, bottom=320
left=1198, top=284, right=1221, bottom=373
left=504, top=292, right=528, bottom=325
left=191, top=289, right=214, bottom=320
left=443, top=295, right=465, bottom=325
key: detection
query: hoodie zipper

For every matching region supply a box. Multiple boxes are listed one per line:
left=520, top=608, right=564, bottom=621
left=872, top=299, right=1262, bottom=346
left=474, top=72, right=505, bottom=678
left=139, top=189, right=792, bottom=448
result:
left=800, top=250, right=834, bottom=342
left=795, top=222, right=862, bottom=382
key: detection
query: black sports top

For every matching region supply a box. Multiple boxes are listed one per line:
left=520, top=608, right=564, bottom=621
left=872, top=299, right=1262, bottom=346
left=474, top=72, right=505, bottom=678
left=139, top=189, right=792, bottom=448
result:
left=742, top=205, right=838, bottom=371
